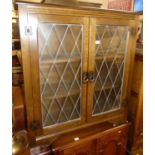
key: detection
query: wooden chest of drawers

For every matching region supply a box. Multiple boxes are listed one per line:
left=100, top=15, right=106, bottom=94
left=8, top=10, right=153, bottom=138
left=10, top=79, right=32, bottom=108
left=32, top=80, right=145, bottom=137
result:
left=52, top=122, right=130, bottom=155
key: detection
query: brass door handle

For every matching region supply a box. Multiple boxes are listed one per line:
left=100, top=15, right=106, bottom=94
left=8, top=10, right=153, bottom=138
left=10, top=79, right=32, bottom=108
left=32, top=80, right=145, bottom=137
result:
left=82, top=73, right=88, bottom=83
left=88, top=72, right=94, bottom=82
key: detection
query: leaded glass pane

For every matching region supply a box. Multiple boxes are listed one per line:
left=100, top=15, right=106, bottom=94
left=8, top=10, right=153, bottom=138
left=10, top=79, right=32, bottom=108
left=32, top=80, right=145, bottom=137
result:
left=38, top=23, right=83, bottom=127
left=92, top=25, right=128, bottom=116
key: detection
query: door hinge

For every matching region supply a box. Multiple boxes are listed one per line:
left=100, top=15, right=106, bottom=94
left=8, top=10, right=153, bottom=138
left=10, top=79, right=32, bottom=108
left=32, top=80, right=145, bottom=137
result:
left=30, top=120, right=41, bottom=131
left=25, top=26, right=32, bottom=36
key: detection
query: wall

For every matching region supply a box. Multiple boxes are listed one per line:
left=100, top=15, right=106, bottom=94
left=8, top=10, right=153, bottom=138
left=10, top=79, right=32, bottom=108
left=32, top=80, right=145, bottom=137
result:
left=79, top=0, right=134, bottom=11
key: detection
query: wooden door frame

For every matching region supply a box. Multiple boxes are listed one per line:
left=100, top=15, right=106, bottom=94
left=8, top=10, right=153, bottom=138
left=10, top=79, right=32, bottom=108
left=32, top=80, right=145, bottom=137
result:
left=28, top=13, right=89, bottom=137
left=18, top=5, right=37, bottom=145
left=87, top=17, right=137, bottom=123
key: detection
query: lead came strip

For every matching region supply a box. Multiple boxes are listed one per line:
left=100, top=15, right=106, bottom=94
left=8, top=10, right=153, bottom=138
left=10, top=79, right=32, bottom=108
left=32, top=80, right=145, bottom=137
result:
left=92, top=25, right=128, bottom=115
left=38, top=23, right=83, bottom=127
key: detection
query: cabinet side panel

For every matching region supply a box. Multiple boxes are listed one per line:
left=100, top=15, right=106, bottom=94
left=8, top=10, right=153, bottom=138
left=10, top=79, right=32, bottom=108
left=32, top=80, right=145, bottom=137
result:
left=18, top=5, right=36, bottom=145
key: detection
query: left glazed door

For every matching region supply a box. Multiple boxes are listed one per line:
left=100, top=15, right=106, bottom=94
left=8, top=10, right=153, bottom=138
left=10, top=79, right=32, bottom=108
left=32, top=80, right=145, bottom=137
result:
left=27, top=14, right=89, bottom=136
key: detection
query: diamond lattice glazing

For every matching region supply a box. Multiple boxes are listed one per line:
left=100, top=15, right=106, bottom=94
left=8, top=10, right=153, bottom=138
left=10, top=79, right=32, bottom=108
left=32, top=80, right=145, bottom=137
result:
left=92, top=25, right=128, bottom=115
left=38, top=23, right=83, bottom=127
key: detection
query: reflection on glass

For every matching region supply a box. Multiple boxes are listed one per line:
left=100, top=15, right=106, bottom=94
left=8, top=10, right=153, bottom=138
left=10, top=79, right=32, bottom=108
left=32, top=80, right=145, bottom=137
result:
left=92, top=25, right=128, bottom=116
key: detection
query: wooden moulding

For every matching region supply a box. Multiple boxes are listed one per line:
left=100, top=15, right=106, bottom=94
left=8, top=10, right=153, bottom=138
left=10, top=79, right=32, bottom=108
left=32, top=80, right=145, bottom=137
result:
left=16, top=0, right=43, bottom=3
left=44, top=0, right=103, bottom=8
left=16, top=0, right=103, bottom=8
left=16, top=0, right=136, bottom=20
left=135, top=43, right=143, bottom=61
left=127, top=41, right=143, bottom=154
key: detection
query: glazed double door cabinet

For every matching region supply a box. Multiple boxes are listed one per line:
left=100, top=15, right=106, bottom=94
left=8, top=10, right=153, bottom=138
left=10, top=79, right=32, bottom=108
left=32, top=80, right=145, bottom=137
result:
left=18, top=3, right=137, bottom=142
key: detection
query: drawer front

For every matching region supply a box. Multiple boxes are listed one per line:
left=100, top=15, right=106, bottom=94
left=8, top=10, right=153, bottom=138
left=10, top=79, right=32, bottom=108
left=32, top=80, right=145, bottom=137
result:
left=61, top=141, right=95, bottom=155
left=96, top=125, right=129, bottom=155
left=52, top=124, right=130, bottom=155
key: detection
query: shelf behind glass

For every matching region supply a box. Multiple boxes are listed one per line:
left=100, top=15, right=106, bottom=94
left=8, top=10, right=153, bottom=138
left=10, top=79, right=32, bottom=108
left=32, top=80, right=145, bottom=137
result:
left=40, top=56, right=81, bottom=64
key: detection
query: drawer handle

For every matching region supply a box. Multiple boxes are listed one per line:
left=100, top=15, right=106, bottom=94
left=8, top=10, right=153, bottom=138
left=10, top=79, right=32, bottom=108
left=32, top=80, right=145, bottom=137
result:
left=113, top=123, right=117, bottom=127
left=118, top=130, right=122, bottom=134
left=74, top=137, right=80, bottom=141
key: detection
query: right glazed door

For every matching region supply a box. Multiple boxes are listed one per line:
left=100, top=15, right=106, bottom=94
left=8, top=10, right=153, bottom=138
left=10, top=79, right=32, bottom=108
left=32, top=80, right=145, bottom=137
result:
left=87, top=18, right=134, bottom=122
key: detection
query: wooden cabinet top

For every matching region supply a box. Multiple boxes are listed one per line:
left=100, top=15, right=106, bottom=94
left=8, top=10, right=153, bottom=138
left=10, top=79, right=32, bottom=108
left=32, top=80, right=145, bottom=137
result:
left=16, top=0, right=136, bottom=19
